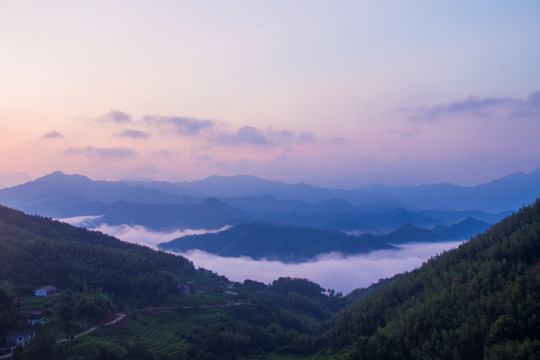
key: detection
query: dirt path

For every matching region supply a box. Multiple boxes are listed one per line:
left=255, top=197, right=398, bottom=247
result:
left=57, top=312, right=126, bottom=343
left=0, top=303, right=240, bottom=358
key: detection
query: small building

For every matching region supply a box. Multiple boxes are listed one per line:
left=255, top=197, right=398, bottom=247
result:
left=26, top=311, right=45, bottom=325
left=6, top=329, right=36, bottom=349
left=35, top=285, right=56, bottom=297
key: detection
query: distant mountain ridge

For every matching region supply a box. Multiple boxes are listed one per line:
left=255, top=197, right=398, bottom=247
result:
left=0, top=169, right=534, bottom=232
left=174, top=169, right=540, bottom=211
left=364, top=167, right=540, bottom=212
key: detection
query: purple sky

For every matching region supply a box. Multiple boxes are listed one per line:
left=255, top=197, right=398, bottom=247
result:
left=1, top=1, right=540, bottom=188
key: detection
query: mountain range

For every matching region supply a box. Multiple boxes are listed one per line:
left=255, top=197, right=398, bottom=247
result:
left=158, top=218, right=492, bottom=262
left=0, top=194, right=538, bottom=359
left=0, top=170, right=531, bottom=234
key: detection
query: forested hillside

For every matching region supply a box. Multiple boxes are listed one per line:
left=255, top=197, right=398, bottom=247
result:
left=0, top=205, right=203, bottom=298
left=0, top=205, right=346, bottom=359
left=315, top=199, right=540, bottom=359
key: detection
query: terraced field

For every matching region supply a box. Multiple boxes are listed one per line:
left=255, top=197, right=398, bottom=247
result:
left=72, top=306, right=231, bottom=359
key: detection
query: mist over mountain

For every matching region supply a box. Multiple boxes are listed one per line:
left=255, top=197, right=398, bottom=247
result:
left=159, top=218, right=491, bottom=262
left=159, top=222, right=394, bottom=262
left=92, top=198, right=253, bottom=230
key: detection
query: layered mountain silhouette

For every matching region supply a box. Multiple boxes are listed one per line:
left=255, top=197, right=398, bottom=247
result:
left=158, top=218, right=491, bottom=262
left=159, top=222, right=394, bottom=262
left=0, top=170, right=529, bottom=234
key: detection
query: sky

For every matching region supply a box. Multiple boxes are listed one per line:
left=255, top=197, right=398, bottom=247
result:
left=1, top=1, right=540, bottom=189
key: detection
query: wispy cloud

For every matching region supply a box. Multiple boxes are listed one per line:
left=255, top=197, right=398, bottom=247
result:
left=115, top=129, right=149, bottom=139
left=90, top=223, right=231, bottom=248
left=403, top=90, right=540, bottom=121
left=41, top=131, right=63, bottom=139
left=145, top=115, right=214, bottom=136
left=62, top=146, right=136, bottom=158
left=211, top=126, right=315, bottom=147
left=212, top=126, right=270, bottom=146
left=96, top=110, right=132, bottom=123
left=327, top=137, right=349, bottom=144
left=528, top=90, right=540, bottom=106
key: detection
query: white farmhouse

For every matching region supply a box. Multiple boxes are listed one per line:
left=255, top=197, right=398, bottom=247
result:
left=6, top=329, right=35, bottom=349
left=34, top=285, right=56, bottom=297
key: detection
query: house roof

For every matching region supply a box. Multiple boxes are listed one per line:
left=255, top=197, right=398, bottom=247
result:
left=40, top=285, right=56, bottom=291
left=9, top=329, right=35, bottom=337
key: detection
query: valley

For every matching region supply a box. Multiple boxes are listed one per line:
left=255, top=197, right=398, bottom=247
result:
left=0, top=171, right=539, bottom=359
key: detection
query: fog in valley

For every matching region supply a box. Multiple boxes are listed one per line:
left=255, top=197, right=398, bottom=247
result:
left=78, top=220, right=464, bottom=295
left=94, top=223, right=231, bottom=248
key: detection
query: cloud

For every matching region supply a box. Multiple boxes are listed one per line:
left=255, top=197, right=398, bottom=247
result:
left=212, top=126, right=270, bottom=146
left=152, top=149, right=173, bottom=157
left=115, top=129, right=149, bottom=139
left=41, top=131, right=63, bottom=139
left=212, top=126, right=315, bottom=147
left=404, top=90, right=540, bottom=121
left=76, top=222, right=464, bottom=295
left=329, top=137, right=349, bottom=144
left=96, top=110, right=132, bottom=123
left=297, top=131, right=315, bottom=143
left=528, top=90, right=540, bottom=106
left=85, top=223, right=231, bottom=248
left=62, top=146, right=136, bottom=158
left=196, top=154, right=214, bottom=162
left=172, top=241, right=463, bottom=295
left=145, top=115, right=214, bottom=136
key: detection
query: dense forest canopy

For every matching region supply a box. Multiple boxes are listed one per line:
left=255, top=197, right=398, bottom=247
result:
left=0, top=205, right=200, bottom=299
left=315, top=199, right=540, bottom=359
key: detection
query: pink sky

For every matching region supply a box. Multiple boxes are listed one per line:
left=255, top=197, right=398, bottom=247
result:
left=1, top=1, right=540, bottom=188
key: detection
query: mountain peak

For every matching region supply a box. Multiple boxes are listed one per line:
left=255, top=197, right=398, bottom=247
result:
left=35, top=171, right=92, bottom=183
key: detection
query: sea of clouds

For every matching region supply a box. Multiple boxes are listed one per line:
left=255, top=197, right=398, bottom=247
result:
left=58, top=216, right=464, bottom=295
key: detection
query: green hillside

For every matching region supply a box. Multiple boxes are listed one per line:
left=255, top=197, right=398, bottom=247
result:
left=0, top=205, right=345, bottom=359
left=315, top=199, right=540, bottom=359
left=0, top=205, right=208, bottom=299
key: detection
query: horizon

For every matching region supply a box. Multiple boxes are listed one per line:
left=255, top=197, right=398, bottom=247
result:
left=1, top=166, right=539, bottom=191
left=1, top=2, right=540, bottom=189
